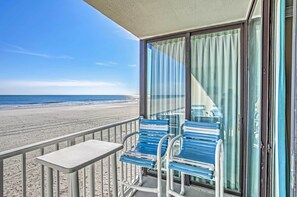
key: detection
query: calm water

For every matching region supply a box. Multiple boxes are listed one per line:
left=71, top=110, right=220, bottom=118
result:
left=0, top=95, right=138, bottom=108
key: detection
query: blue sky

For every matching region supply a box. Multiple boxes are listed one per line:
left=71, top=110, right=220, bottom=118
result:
left=0, top=0, right=139, bottom=95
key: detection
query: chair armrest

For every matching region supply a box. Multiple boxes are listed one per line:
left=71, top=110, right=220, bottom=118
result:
left=157, top=134, right=173, bottom=168
left=122, top=131, right=139, bottom=144
left=167, top=135, right=183, bottom=161
left=215, top=139, right=223, bottom=167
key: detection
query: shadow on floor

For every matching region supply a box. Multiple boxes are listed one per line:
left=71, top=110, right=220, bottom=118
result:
left=134, top=176, right=233, bottom=197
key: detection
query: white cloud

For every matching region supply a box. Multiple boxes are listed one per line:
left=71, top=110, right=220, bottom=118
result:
left=0, top=80, right=120, bottom=87
left=0, top=43, right=73, bottom=60
left=0, top=80, right=134, bottom=95
left=95, top=61, right=118, bottom=67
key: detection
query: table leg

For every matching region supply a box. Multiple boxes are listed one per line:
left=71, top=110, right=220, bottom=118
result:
left=69, top=171, right=79, bottom=197
left=89, top=164, right=95, bottom=196
left=111, top=153, right=118, bottom=197
left=68, top=174, right=72, bottom=197
left=46, top=167, right=53, bottom=197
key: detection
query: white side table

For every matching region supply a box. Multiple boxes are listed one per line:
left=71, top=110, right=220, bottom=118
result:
left=36, top=140, right=123, bottom=197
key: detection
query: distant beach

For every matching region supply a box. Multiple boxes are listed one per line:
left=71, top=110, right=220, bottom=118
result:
left=0, top=96, right=139, bottom=196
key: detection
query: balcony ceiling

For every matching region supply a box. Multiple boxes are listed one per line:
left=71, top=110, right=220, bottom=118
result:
left=85, top=0, right=252, bottom=39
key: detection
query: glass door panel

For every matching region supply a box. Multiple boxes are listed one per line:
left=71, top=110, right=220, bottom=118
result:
left=190, top=29, right=241, bottom=191
left=246, top=0, right=262, bottom=196
left=146, top=37, right=186, bottom=135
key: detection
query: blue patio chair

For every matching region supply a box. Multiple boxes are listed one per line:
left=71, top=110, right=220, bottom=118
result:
left=120, top=118, right=171, bottom=197
left=166, top=121, right=224, bottom=197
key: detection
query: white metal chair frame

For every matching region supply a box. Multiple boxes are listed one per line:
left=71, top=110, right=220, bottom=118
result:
left=166, top=135, right=224, bottom=197
left=120, top=131, right=172, bottom=197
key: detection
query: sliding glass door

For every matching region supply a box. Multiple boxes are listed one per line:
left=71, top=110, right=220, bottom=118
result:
left=190, top=29, right=241, bottom=191
left=145, top=29, right=243, bottom=192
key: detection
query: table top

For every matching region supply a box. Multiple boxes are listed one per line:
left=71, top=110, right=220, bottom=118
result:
left=36, top=140, right=123, bottom=173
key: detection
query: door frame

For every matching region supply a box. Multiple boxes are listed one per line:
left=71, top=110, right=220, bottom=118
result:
left=290, top=0, right=297, bottom=195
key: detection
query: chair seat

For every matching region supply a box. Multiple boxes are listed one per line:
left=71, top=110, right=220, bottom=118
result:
left=120, top=150, right=157, bottom=169
left=168, top=161, right=214, bottom=180
left=177, top=151, right=215, bottom=168
left=171, top=155, right=214, bottom=170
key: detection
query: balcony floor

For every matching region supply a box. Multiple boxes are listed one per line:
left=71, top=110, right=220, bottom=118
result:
left=134, top=176, right=235, bottom=197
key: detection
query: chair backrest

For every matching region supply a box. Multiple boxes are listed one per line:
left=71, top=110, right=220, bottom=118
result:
left=181, top=121, right=221, bottom=165
left=136, top=119, right=170, bottom=156
left=156, top=114, right=181, bottom=135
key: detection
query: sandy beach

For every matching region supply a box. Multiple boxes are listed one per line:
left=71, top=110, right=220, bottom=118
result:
left=0, top=102, right=139, bottom=196
left=0, top=102, right=139, bottom=152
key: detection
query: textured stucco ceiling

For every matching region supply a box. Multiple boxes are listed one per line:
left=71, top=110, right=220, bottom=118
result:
left=85, top=0, right=252, bottom=39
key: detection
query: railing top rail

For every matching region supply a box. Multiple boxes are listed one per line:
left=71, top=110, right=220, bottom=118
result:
left=0, top=117, right=139, bottom=160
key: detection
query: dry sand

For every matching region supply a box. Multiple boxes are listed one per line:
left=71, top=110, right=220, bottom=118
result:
left=0, top=102, right=139, bottom=197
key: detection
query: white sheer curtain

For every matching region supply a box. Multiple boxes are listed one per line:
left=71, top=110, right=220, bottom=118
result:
left=190, top=29, right=241, bottom=191
left=147, top=37, right=186, bottom=134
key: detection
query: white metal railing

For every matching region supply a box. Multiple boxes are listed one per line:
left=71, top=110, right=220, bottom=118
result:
left=0, top=117, right=139, bottom=197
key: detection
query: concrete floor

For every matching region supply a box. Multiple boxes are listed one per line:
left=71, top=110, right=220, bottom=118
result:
left=134, top=176, right=235, bottom=197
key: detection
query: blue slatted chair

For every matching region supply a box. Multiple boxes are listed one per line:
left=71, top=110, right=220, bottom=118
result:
left=120, top=118, right=171, bottom=197
left=166, top=121, right=224, bottom=197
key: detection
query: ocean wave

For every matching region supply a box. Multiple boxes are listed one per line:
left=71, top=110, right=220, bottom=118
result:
left=0, top=98, right=139, bottom=110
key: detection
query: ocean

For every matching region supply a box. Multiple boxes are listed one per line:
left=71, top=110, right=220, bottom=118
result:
left=0, top=95, right=138, bottom=109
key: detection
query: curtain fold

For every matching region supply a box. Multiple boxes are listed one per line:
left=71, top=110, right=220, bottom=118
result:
left=190, top=29, right=241, bottom=191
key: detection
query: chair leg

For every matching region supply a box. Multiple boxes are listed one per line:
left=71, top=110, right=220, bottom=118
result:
left=139, top=167, right=143, bottom=185
left=157, top=162, right=162, bottom=197
left=220, top=145, right=224, bottom=197
left=180, top=172, right=185, bottom=195
left=170, top=169, right=174, bottom=190
left=215, top=173, right=220, bottom=197
left=166, top=166, right=171, bottom=197
left=215, top=153, right=220, bottom=197
left=120, top=161, right=124, bottom=197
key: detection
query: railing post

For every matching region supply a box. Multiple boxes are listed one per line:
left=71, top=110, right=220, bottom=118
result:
left=125, top=124, right=128, bottom=181
left=100, top=131, right=104, bottom=197
left=82, top=137, right=86, bottom=197
left=67, top=139, right=75, bottom=146
left=108, top=129, right=111, bottom=196
left=22, top=153, right=26, bottom=197
left=129, top=122, right=132, bottom=181
left=89, top=164, right=95, bottom=197
left=46, top=167, right=53, bottom=197
left=133, top=121, right=137, bottom=178
left=67, top=139, right=75, bottom=196
left=40, top=148, right=45, bottom=197
left=111, top=153, right=118, bottom=197
left=55, top=144, right=60, bottom=197
left=0, top=159, right=3, bottom=197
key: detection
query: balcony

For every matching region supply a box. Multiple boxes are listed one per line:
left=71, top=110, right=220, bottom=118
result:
left=0, top=117, right=235, bottom=197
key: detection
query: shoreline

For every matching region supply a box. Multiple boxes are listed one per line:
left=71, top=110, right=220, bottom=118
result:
left=0, top=100, right=138, bottom=111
